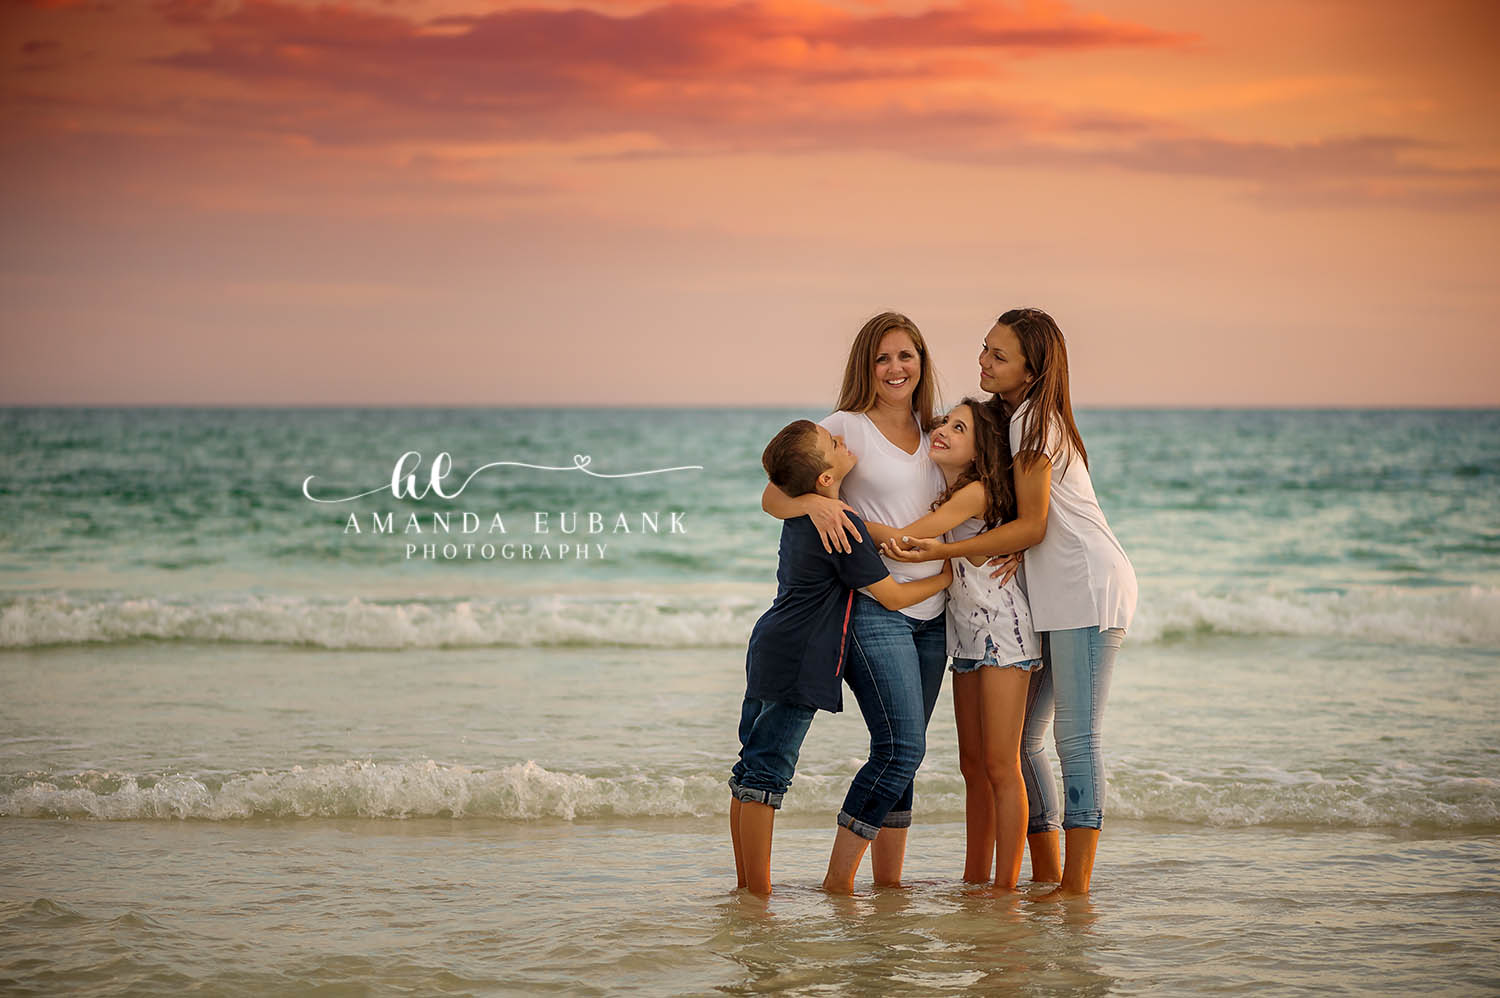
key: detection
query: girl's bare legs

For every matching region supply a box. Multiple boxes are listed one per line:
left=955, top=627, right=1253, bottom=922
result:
left=979, top=666, right=1032, bottom=890
left=823, top=825, right=873, bottom=894
left=953, top=670, right=995, bottom=882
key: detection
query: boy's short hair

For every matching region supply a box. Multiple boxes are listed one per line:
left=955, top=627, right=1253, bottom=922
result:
left=762, top=420, right=830, bottom=498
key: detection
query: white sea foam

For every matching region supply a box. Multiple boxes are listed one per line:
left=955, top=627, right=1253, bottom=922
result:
left=0, top=592, right=763, bottom=650
left=1131, top=584, right=1500, bottom=647
left=3, top=586, right=1498, bottom=650
left=0, top=761, right=728, bottom=821
left=4, top=759, right=1496, bottom=828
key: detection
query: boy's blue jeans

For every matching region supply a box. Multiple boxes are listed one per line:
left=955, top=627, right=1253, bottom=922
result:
left=729, top=696, right=817, bottom=808
left=836, top=594, right=947, bottom=840
left=1021, top=626, right=1124, bottom=832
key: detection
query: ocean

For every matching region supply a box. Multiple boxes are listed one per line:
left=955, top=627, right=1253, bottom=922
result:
left=2, top=406, right=1497, bottom=995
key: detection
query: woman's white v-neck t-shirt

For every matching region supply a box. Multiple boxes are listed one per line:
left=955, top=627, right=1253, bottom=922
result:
left=819, top=409, right=948, bottom=621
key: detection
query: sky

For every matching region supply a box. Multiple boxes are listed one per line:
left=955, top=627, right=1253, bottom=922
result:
left=1, top=0, right=1497, bottom=407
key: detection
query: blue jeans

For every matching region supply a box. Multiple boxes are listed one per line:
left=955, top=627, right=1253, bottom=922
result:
left=729, top=696, right=817, bottom=808
left=1020, top=626, right=1124, bottom=832
left=836, top=594, right=948, bottom=840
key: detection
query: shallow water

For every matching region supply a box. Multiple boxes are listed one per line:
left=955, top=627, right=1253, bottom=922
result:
left=4, top=817, right=1497, bottom=996
left=3, top=407, right=1498, bottom=994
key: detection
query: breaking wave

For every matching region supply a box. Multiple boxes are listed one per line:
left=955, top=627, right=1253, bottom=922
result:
left=3, top=586, right=1497, bottom=650
left=4, top=759, right=1495, bottom=829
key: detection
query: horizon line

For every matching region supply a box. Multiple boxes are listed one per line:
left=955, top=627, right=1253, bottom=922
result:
left=3, top=403, right=1498, bottom=412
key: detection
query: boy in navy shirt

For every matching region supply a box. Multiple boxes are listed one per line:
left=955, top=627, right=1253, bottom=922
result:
left=730, top=420, right=952, bottom=895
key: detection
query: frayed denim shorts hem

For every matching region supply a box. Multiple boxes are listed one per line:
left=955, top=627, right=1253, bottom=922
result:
left=950, top=655, right=1042, bottom=675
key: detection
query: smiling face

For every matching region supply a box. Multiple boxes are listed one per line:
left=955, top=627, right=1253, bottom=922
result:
left=929, top=403, right=977, bottom=471
left=872, top=330, right=921, bottom=409
left=978, top=321, right=1032, bottom=405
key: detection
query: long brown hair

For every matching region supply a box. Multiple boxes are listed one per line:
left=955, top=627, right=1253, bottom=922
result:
left=994, top=307, right=1088, bottom=470
left=931, top=397, right=1016, bottom=528
left=834, top=312, right=939, bottom=431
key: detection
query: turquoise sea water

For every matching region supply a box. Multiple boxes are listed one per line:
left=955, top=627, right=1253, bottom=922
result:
left=2, top=407, right=1498, bottom=994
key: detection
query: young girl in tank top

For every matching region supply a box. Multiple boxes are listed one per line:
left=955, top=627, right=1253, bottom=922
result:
left=861, top=397, right=1041, bottom=891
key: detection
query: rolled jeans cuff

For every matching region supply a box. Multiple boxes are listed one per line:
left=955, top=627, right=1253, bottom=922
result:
left=1062, top=810, right=1103, bottom=831
left=881, top=809, right=912, bottom=829
left=728, top=777, right=784, bottom=810
left=837, top=810, right=881, bottom=841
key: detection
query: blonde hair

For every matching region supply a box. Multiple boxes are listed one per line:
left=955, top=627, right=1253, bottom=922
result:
left=833, top=312, right=939, bottom=430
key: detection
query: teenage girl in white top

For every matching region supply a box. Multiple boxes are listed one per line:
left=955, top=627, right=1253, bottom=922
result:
left=885, top=308, right=1137, bottom=899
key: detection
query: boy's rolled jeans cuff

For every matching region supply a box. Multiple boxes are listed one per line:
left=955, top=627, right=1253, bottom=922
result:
left=881, top=809, right=912, bottom=829
left=836, top=810, right=881, bottom=841
left=728, top=777, right=785, bottom=810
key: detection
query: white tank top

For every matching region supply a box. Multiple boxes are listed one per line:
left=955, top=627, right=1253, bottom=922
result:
left=945, top=517, right=1041, bottom=663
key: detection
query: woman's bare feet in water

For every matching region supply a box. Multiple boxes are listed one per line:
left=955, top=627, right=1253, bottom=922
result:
left=822, top=825, right=871, bottom=895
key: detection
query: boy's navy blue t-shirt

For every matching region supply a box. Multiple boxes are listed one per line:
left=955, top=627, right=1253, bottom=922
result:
left=745, top=512, right=890, bottom=713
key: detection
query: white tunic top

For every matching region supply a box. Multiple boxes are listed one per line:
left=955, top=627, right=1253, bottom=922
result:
left=819, top=410, right=947, bottom=621
left=1009, top=400, right=1137, bottom=633
left=946, top=517, right=1041, bottom=664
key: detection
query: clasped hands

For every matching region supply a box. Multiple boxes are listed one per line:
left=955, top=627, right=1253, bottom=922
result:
left=803, top=494, right=1021, bottom=583
left=880, top=535, right=1022, bottom=583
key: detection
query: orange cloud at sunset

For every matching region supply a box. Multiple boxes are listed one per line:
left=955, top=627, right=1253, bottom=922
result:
left=1, top=0, right=1497, bottom=405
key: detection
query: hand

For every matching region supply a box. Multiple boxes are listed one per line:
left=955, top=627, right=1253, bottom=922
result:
left=987, top=551, right=1023, bottom=583
left=806, top=494, right=861, bottom=554
left=880, top=535, right=944, bottom=563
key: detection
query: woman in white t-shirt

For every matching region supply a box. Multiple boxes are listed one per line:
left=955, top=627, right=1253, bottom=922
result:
left=885, top=308, right=1137, bottom=899
left=760, top=311, right=949, bottom=894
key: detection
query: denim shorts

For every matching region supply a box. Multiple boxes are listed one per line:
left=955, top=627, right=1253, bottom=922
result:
left=729, top=696, right=817, bottom=809
left=950, top=635, right=1043, bottom=674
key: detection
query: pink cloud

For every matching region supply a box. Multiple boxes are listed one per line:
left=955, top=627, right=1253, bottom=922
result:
left=151, top=0, right=1185, bottom=88
left=7, top=0, right=1495, bottom=207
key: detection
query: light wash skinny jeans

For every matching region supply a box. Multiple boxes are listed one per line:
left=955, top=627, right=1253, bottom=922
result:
left=1020, top=625, right=1124, bottom=832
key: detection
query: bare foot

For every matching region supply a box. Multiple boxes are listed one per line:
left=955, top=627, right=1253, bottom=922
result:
left=822, top=875, right=856, bottom=895
left=1027, top=886, right=1088, bottom=903
left=962, top=883, right=1023, bottom=898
